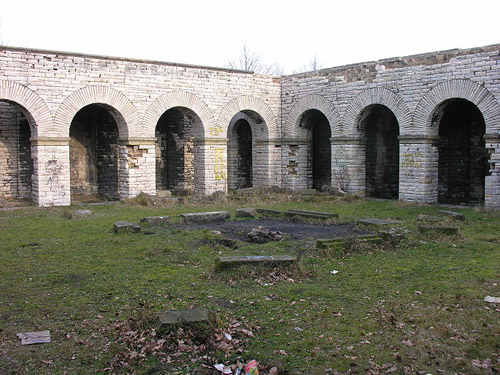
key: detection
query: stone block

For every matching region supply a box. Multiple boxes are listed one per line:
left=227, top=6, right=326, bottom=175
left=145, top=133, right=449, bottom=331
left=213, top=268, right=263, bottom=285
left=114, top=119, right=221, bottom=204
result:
left=216, top=255, right=297, bottom=271
left=157, top=309, right=210, bottom=330
left=235, top=207, right=257, bottom=218
left=438, top=210, right=466, bottom=221
left=316, top=234, right=382, bottom=249
left=285, top=209, right=339, bottom=219
left=356, top=218, right=402, bottom=230
left=179, top=211, right=230, bottom=223
left=114, top=221, right=141, bottom=233
left=417, top=225, right=459, bottom=235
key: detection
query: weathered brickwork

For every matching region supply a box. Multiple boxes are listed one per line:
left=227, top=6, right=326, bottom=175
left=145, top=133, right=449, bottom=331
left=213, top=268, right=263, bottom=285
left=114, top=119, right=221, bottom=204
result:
left=0, top=44, right=499, bottom=208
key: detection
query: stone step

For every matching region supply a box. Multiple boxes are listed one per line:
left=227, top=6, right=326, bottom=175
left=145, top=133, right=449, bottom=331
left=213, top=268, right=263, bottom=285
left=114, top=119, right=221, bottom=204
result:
left=285, top=209, right=339, bottom=219
left=179, top=211, right=230, bottom=223
left=255, top=208, right=283, bottom=217
left=417, top=225, right=459, bottom=235
left=216, top=255, right=297, bottom=271
left=316, top=234, right=382, bottom=249
left=140, top=215, right=170, bottom=226
left=114, top=221, right=141, bottom=233
left=157, top=309, right=210, bottom=330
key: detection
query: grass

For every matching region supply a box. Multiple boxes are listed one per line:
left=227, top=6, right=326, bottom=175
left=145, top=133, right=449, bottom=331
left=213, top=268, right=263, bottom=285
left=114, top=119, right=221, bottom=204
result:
left=0, top=195, right=499, bottom=374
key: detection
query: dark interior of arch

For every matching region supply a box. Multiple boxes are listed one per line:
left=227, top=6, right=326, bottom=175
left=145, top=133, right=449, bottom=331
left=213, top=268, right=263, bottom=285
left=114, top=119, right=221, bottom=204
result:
left=300, top=110, right=331, bottom=189
left=228, top=119, right=252, bottom=190
left=0, top=101, right=33, bottom=199
left=155, top=108, right=197, bottom=194
left=69, top=105, right=120, bottom=200
left=362, top=105, right=399, bottom=199
left=438, top=99, right=488, bottom=204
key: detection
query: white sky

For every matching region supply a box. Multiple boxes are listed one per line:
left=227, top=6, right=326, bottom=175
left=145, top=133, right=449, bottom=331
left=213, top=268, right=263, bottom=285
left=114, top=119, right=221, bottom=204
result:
left=1, top=0, right=499, bottom=74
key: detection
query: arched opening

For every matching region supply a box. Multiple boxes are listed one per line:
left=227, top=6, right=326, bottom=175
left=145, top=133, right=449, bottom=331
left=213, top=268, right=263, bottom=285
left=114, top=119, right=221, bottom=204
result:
left=436, top=99, right=488, bottom=204
left=0, top=101, right=33, bottom=200
left=155, top=107, right=201, bottom=195
left=69, top=104, right=120, bottom=200
left=228, top=119, right=252, bottom=190
left=299, top=110, right=331, bottom=190
left=358, top=104, right=399, bottom=199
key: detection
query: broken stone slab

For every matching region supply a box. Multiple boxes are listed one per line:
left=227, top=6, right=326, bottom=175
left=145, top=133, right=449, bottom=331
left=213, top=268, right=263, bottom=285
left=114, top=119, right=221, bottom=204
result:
left=415, top=214, right=443, bottom=223
left=356, top=218, right=402, bottom=230
left=114, top=221, right=141, bottom=233
left=484, top=296, right=500, bottom=303
left=16, top=330, right=50, bottom=345
left=417, top=225, right=459, bottom=235
left=438, top=210, right=466, bottom=221
left=235, top=208, right=257, bottom=218
left=179, top=211, right=230, bottom=223
left=316, top=234, right=382, bottom=249
left=157, top=309, right=210, bottom=330
left=255, top=208, right=283, bottom=217
left=75, top=209, right=91, bottom=215
left=140, top=215, right=170, bottom=226
left=216, top=255, right=297, bottom=271
left=285, top=209, right=339, bottom=219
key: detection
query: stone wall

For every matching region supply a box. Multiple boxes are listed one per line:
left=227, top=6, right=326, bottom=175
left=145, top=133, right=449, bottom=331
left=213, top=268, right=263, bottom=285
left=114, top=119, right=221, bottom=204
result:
left=0, top=44, right=499, bottom=208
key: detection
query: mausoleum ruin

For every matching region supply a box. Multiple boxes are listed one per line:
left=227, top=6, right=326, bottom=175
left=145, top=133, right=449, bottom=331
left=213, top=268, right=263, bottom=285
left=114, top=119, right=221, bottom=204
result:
left=0, top=44, right=499, bottom=208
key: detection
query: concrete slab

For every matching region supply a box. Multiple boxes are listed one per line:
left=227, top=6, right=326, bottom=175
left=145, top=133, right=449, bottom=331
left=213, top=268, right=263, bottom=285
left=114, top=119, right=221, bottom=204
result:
left=114, top=221, right=141, bottom=233
left=286, top=209, right=339, bottom=219
left=216, top=255, right=297, bottom=271
left=179, top=211, right=230, bottom=223
left=157, top=309, right=210, bottom=329
left=140, top=216, right=170, bottom=226
left=316, top=234, right=381, bottom=249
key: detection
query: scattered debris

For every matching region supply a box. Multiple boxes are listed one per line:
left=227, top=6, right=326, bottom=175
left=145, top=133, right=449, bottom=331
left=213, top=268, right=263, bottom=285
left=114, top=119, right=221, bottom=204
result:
left=330, top=270, right=339, bottom=275
left=244, top=360, right=259, bottom=375
left=247, top=226, right=283, bottom=243
left=484, top=296, right=500, bottom=303
left=114, top=221, right=141, bottom=234
left=140, top=216, right=170, bottom=226
left=16, top=330, right=50, bottom=345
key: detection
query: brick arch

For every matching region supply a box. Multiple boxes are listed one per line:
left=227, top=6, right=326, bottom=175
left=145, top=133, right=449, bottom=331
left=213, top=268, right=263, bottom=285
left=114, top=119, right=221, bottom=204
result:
left=343, top=87, right=411, bottom=136
left=142, top=90, right=215, bottom=138
left=413, top=79, right=500, bottom=135
left=0, top=80, right=52, bottom=137
left=54, top=86, right=139, bottom=139
left=218, top=96, right=279, bottom=139
left=284, top=94, right=340, bottom=138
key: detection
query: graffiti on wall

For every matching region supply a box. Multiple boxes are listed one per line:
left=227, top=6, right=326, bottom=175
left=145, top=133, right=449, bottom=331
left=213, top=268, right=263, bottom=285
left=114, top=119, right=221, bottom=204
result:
left=45, top=158, right=66, bottom=196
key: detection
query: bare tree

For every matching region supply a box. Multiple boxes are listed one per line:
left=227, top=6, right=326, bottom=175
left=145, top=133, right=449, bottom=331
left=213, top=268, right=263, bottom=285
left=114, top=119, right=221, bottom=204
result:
left=292, top=54, right=324, bottom=74
left=226, top=44, right=283, bottom=75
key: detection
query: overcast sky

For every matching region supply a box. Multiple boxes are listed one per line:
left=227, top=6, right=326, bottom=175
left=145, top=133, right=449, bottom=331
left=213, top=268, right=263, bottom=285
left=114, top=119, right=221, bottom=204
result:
left=1, top=0, right=499, bottom=74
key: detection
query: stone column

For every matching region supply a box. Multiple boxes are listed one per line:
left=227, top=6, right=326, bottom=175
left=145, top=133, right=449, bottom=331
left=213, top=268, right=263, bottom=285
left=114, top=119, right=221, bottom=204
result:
left=31, top=137, right=71, bottom=207
left=398, top=135, right=439, bottom=203
left=485, top=133, right=500, bottom=210
left=331, top=136, right=366, bottom=195
left=195, top=138, right=227, bottom=195
left=254, top=138, right=281, bottom=187
left=119, top=138, right=156, bottom=199
left=281, top=138, right=309, bottom=191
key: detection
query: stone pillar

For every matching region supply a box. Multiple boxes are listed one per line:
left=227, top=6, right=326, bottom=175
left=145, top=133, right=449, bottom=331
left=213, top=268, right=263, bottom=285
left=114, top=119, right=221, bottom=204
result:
left=195, top=138, right=227, bottom=195
left=281, top=138, right=309, bottom=191
left=331, top=136, right=365, bottom=195
left=31, top=137, right=71, bottom=207
left=119, top=138, right=156, bottom=199
left=484, top=134, right=500, bottom=210
left=398, top=135, right=439, bottom=203
left=254, top=138, right=281, bottom=187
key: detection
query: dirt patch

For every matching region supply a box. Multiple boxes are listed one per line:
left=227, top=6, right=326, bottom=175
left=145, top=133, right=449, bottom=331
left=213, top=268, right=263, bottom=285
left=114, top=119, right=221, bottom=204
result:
left=176, top=218, right=367, bottom=241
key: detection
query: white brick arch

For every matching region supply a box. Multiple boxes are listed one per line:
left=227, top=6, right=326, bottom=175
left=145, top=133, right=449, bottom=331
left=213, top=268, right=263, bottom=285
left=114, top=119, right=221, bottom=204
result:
left=217, top=96, right=279, bottom=139
left=0, top=80, right=52, bottom=137
left=413, top=79, right=500, bottom=135
left=142, top=90, right=215, bottom=139
left=54, top=85, right=139, bottom=139
left=343, top=87, right=411, bottom=136
left=284, top=94, right=340, bottom=138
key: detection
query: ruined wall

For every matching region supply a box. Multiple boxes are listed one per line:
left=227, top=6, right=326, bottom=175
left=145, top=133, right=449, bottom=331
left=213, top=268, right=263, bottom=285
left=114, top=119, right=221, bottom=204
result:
left=281, top=44, right=500, bottom=208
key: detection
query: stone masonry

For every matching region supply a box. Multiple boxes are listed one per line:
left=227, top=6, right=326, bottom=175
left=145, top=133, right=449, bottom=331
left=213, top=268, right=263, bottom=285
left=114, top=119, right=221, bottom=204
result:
left=0, top=44, right=499, bottom=208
